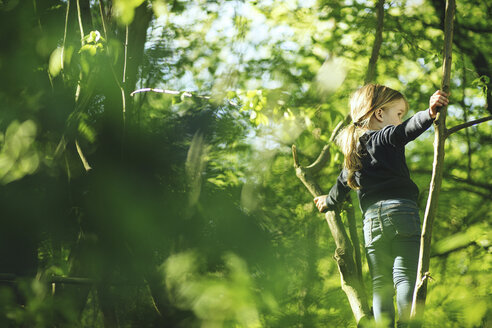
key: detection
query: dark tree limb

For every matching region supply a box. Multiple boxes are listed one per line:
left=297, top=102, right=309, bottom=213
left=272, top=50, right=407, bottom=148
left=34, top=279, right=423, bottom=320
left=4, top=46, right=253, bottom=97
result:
left=364, top=0, right=385, bottom=84
left=446, top=115, right=492, bottom=137
left=413, top=169, right=492, bottom=194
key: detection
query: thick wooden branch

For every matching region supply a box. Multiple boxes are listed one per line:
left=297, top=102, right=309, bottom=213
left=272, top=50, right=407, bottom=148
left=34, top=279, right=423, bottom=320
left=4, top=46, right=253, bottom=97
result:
left=306, top=144, right=331, bottom=174
left=345, top=199, right=364, bottom=284
left=325, top=211, right=371, bottom=325
left=445, top=115, right=492, bottom=137
left=411, top=0, right=455, bottom=323
left=292, top=145, right=371, bottom=324
left=292, top=1, right=387, bottom=324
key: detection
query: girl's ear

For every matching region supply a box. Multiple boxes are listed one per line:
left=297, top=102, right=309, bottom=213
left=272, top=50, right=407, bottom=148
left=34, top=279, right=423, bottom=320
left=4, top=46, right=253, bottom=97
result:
left=374, top=108, right=384, bottom=122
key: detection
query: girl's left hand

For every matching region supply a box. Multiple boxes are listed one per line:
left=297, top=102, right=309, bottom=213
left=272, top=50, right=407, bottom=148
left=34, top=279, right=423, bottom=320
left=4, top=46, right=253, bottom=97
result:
left=314, top=195, right=328, bottom=213
left=429, top=90, right=450, bottom=118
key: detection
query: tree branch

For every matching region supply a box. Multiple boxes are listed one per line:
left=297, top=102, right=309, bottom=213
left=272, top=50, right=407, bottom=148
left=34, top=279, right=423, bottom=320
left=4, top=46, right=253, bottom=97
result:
left=413, top=169, right=492, bottom=193
left=445, top=115, right=492, bottom=137
left=130, top=88, right=240, bottom=107
left=75, top=140, right=92, bottom=172
left=364, top=0, right=385, bottom=84
left=291, top=1, right=388, bottom=324
left=411, top=0, right=455, bottom=323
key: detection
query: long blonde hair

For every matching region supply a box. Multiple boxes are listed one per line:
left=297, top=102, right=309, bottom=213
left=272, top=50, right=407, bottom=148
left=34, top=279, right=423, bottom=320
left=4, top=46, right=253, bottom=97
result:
left=336, top=84, right=408, bottom=190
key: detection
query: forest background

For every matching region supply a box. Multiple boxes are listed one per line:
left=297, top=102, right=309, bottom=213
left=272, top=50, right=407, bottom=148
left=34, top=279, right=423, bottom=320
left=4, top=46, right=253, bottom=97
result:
left=0, top=0, right=490, bottom=327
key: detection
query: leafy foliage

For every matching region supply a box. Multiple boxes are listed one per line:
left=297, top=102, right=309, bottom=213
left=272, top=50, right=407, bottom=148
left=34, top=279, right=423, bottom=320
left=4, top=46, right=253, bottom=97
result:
left=0, top=0, right=491, bottom=327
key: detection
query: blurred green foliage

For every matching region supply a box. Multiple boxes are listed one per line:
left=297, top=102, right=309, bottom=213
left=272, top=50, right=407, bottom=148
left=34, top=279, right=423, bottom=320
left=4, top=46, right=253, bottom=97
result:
left=0, top=0, right=491, bottom=327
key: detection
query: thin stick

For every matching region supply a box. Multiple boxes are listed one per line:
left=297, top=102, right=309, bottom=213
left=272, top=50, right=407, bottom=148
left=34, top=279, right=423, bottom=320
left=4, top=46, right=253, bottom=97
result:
left=76, top=0, right=85, bottom=42
left=122, top=25, right=128, bottom=122
left=446, top=115, right=492, bottom=137
left=75, top=140, right=92, bottom=172
left=98, top=0, right=108, bottom=39
left=130, top=88, right=239, bottom=106
left=61, top=0, right=70, bottom=73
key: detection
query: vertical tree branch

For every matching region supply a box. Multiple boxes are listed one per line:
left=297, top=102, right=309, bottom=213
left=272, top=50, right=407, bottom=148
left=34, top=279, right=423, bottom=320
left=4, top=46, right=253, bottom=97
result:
left=121, top=25, right=129, bottom=158
left=345, top=198, right=363, bottom=284
left=461, top=56, right=472, bottom=179
left=76, top=0, right=85, bottom=42
left=292, top=147, right=371, bottom=325
left=364, top=0, right=385, bottom=84
left=122, top=24, right=129, bottom=123
left=411, top=0, right=455, bottom=323
left=292, top=1, right=386, bottom=324
left=61, top=0, right=70, bottom=74
left=98, top=0, right=108, bottom=39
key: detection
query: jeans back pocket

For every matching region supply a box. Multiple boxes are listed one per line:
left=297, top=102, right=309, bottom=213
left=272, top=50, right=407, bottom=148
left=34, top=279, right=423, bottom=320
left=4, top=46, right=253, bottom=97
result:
left=385, top=212, right=421, bottom=237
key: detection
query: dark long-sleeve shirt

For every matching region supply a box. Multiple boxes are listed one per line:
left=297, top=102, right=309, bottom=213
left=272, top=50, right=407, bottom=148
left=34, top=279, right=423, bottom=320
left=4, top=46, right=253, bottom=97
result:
left=325, top=109, right=434, bottom=213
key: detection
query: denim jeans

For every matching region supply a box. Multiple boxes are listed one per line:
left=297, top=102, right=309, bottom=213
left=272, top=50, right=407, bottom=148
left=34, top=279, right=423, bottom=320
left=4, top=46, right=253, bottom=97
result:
left=363, top=199, right=421, bottom=328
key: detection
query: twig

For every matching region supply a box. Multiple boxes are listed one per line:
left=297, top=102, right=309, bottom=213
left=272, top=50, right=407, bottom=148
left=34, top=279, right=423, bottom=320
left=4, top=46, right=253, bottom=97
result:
left=75, top=140, right=92, bottom=172
left=98, top=0, right=108, bottom=39
left=130, top=88, right=240, bottom=107
left=415, top=272, right=434, bottom=291
left=446, top=115, right=492, bottom=137
left=413, top=169, right=492, bottom=193
left=121, top=24, right=129, bottom=159
left=0, top=273, right=143, bottom=286
left=76, top=0, right=85, bottom=43
left=61, top=0, right=70, bottom=73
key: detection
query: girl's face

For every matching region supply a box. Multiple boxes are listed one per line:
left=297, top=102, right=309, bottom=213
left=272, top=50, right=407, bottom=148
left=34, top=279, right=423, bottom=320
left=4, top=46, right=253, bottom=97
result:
left=371, top=98, right=407, bottom=129
left=382, top=99, right=406, bottom=126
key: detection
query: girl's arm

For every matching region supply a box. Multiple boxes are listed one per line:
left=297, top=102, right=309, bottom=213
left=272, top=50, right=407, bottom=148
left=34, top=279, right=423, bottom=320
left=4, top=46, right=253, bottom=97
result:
left=377, top=91, right=449, bottom=146
left=314, top=169, right=351, bottom=213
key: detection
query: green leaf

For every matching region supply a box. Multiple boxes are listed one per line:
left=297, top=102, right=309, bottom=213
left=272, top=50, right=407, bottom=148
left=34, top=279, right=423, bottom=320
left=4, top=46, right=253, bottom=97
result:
left=48, top=47, right=64, bottom=77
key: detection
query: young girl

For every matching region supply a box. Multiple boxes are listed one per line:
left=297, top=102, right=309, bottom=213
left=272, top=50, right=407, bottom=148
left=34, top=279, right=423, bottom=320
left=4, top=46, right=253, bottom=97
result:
left=313, top=84, right=449, bottom=327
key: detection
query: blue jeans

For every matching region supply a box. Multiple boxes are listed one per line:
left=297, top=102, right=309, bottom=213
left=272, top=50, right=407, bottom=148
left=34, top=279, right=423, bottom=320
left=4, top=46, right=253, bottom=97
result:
left=363, top=199, right=421, bottom=328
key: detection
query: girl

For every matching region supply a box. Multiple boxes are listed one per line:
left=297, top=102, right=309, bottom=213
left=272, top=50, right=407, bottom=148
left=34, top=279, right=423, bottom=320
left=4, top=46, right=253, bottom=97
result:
left=313, top=84, right=449, bottom=327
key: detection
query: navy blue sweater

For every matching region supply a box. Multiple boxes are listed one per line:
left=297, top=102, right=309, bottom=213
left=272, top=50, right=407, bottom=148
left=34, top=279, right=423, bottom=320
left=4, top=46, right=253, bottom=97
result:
left=325, top=109, right=434, bottom=213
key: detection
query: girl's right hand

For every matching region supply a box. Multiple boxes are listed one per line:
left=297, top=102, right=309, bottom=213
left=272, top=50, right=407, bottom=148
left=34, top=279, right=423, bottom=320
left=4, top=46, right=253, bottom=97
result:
left=429, top=90, right=450, bottom=118
left=314, top=195, right=329, bottom=213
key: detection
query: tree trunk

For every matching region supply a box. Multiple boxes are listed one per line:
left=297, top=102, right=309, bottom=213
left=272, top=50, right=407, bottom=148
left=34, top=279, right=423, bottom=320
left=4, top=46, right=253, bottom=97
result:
left=410, top=0, right=455, bottom=324
left=291, top=1, right=386, bottom=324
left=292, top=148, right=372, bottom=325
